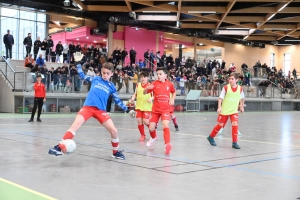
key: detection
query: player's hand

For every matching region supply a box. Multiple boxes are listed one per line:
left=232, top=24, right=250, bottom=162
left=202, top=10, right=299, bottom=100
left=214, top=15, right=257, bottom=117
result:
left=126, top=110, right=136, bottom=118
left=169, top=99, right=174, bottom=106
left=217, top=107, right=222, bottom=114
left=147, top=97, right=153, bottom=103
left=145, top=84, right=154, bottom=90
left=74, top=52, right=84, bottom=62
left=43, top=98, right=46, bottom=103
left=240, top=107, right=244, bottom=113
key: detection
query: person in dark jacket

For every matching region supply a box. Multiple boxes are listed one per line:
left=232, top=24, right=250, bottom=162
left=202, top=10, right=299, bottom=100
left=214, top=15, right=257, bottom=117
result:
left=129, top=47, right=137, bottom=66
left=40, top=38, right=47, bottom=58
left=33, top=36, right=42, bottom=60
left=23, top=33, right=33, bottom=57
left=3, top=29, right=14, bottom=59
left=69, top=42, right=76, bottom=62
left=75, top=42, right=82, bottom=52
left=46, top=35, right=54, bottom=62
left=121, top=48, right=128, bottom=64
left=55, top=41, right=63, bottom=63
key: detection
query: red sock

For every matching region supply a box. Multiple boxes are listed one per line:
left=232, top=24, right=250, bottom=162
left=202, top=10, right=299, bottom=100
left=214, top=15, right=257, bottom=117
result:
left=163, top=128, right=170, bottom=144
left=62, top=130, right=75, bottom=140
left=138, top=124, right=145, bottom=136
left=150, top=130, right=156, bottom=139
left=232, top=125, right=238, bottom=143
left=111, top=138, right=119, bottom=154
left=210, top=124, right=223, bottom=138
left=172, top=116, right=178, bottom=126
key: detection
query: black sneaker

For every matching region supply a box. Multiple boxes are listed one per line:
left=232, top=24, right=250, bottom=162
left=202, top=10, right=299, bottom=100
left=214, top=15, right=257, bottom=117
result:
left=175, top=125, right=179, bottom=131
left=28, top=119, right=33, bottom=122
left=37, top=119, right=42, bottom=122
left=207, top=136, right=217, bottom=146
left=48, top=145, right=63, bottom=156
left=232, top=142, right=241, bottom=149
left=111, top=151, right=125, bottom=160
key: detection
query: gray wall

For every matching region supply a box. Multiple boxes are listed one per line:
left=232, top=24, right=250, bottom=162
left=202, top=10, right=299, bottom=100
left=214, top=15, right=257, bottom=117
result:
left=0, top=76, right=14, bottom=113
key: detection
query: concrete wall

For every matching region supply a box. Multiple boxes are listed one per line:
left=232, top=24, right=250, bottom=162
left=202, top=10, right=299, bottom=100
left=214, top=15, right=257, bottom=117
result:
left=0, top=76, right=14, bottom=113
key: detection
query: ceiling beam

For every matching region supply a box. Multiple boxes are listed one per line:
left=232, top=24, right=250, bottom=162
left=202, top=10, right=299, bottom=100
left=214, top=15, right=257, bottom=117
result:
left=49, top=13, right=83, bottom=25
left=180, top=17, right=215, bottom=22
left=73, top=0, right=86, bottom=10
left=224, top=16, right=265, bottom=22
left=138, top=15, right=177, bottom=21
left=216, top=0, right=236, bottom=30
left=278, top=23, right=300, bottom=40
left=270, top=16, right=300, bottom=23
left=261, top=24, right=296, bottom=30
left=181, top=23, right=217, bottom=29
left=177, top=0, right=182, bottom=21
left=125, top=0, right=132, bottom=12
left=231, top=7, right=300, bottom=13
left=247, top=36, right=277, bottom=41
left=86, top=5, right=129, bottom=12
left=181, top=6, right=227, bottom=13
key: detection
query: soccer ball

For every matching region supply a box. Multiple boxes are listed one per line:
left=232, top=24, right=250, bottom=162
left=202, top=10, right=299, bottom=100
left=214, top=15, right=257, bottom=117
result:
left=60, top=139, right=76, bottom=154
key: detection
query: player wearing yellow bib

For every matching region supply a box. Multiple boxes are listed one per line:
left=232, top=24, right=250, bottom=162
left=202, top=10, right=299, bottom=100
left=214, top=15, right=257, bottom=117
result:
left=207, top=73, right=245, bottom=149
left=130, top=70, right=153, bottom=141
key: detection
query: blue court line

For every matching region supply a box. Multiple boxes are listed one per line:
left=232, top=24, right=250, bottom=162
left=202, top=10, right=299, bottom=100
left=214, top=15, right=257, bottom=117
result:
left=4, top=131, right=300, bottom=181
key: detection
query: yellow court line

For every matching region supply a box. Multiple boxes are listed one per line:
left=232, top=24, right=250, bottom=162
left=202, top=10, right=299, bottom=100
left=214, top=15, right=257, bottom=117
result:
left=0, top=178, right=57, bottom=200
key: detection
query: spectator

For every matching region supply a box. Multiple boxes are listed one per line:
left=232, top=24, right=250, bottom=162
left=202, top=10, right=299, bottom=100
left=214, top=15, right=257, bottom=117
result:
left=117, top=71, right=124, bottom=92
left=60, top=67, right=68, bottom=92
left=33, top=36, right=41, bottom=60
left=99, top=54, right=106, bottom=68
left=40, top=38, right=47, bottom=59
left=293, top=68, right=297, bottom=80
left=62, top=42, right=69, bottom=63
left=93, top=44, right=100, bottom=58
left=40, top=64, right=48, bottom=85
left=3, top=29, right=14, bottom=59
left=129, top=47, right=137, bottom=66
left=241, top=63, right=248, bottom=75
left=87, top=43, right=94, bottom=61
left=137, top=59, right=145, bottom=68
left=75, top=42, right=82, bottom=52
left=156, top=51, right=161, bottom=67
left=69, top=42, right=76, bottom=62
left=144, top=49, right=150, bottom=67
left=55, top=41, right=63, bottom=63
left=121, top=48, right=128, bottom=64
left=123, top=72, right=131, bottom=93
left=24, top=54, right=35, bottom=69
left=36, top=54, right=45, bottom=68
left=132, top=70, right=139, bottom=92
left=175, top=56, right=181, bottom=69
left=23, top=33, right=33, bottom=57
left=87, top=67, right=95, bottom=91
left=82, top=44, right=88, bottom=57
left=46, top=35, right=54, bottom=62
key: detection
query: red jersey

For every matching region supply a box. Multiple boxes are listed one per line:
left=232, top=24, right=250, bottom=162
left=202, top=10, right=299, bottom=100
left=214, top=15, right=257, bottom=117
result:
left=146, top=80, right=175, bottom=113
left=34, top=82, right=46, bottom=98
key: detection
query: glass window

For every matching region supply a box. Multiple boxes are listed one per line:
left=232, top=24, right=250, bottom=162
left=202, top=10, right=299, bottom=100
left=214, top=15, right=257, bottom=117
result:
left=37, top=13, right=46, bottom=22
left=270, top=53, right=275, bottom=67
left=19, top=20, right=36, bottom=58
left=37, top=22, right=46, bottom=40
left=1, top=8, right=19, bottom=18
left=20, top=11, right=36, bottom=21
left=284, top=53, right=291, bottom=76
left=1, top=16, right=18, bottom=59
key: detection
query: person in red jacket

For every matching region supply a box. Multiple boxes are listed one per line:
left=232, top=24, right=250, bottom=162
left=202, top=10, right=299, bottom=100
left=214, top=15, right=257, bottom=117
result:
left=28, top=75, right=46, bottom=122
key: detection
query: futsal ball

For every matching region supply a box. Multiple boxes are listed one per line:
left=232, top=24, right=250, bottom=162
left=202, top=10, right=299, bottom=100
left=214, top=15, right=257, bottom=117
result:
left=60, top=139, right=76, bottom=154
left=175, top=104, right=184, bottom=112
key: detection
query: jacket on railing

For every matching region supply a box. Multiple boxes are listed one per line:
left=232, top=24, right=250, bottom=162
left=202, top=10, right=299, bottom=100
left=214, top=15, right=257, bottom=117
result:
left=3, top=34, right=14, bottom=45
left=23, top=36, right=32, bottom=47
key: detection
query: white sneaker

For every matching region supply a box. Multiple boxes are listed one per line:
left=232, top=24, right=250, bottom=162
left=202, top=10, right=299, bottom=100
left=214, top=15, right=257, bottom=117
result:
left=146, top=137, right=157, bottom=147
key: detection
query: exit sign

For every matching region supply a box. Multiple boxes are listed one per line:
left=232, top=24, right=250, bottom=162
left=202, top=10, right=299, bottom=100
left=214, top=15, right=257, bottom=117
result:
left=65, top=27, right=72, bottom=32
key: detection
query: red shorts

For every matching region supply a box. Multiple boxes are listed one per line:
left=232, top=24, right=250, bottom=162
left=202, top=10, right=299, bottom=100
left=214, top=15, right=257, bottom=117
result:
left=135, top=110, right=151, bottom=119
left=217, top=113, right=238, bottom=124
left=170, top=106, right=175, bottom=115
left=150, top=112, right=171, bottom=123
left=78, top=106, right=111, bottom=124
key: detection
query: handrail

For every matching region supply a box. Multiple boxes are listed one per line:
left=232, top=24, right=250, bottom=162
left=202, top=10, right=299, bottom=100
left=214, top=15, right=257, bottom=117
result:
left=0, top=54, right=16, bottom=73
left=0, top=68, right=14, bottom=88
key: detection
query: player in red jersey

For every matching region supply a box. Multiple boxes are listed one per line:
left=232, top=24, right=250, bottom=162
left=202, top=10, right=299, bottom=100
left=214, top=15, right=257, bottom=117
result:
left=144, top=67, right=176, bottom=155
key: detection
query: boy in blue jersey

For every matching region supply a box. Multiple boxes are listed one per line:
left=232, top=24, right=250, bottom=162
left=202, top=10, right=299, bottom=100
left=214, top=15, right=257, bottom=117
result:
left=49, top=60, right=135, bottom=160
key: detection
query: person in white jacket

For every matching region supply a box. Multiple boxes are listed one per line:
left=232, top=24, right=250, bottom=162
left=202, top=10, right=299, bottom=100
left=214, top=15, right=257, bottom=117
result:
left=87, top=67, right=96, bottom=91
left=62, top=42, right=69, bottom=63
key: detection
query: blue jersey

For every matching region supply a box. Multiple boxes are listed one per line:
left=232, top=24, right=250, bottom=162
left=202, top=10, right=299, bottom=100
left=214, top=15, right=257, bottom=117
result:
left=77, top=65, right=128, bottom=112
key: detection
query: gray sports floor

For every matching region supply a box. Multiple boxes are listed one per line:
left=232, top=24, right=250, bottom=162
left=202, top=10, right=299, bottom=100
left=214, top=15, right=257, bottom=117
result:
left=0, top=112, right=300, bottom=200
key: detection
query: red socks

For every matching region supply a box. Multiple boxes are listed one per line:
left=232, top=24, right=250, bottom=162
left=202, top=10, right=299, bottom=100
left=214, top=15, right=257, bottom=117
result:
left=163, top=128, right=170, bottom=144
left=138, top=124, right=145, bottom=136
left=150, top=130, right=157, bottom=139
left=62, top=130, right=75, bottom=140
left=232, top=125, right=238, bottom=143
left=111, top=138, right=119, bottom=154
left=210, top=124, right=223, bottom=138
left=171, top=115, right=178, bottom=126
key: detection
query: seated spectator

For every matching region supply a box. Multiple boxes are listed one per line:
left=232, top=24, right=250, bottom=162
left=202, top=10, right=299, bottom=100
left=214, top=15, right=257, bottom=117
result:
left=137, top=59, right=145, bottom=68
left=24, top=54, right=35, bottom=69
left=36, top=54, right=45, bottom=68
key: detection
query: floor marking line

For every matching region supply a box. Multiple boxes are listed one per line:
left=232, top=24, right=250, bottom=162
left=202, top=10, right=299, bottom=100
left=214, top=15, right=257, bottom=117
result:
left=0, top=178, right=57, bottom=200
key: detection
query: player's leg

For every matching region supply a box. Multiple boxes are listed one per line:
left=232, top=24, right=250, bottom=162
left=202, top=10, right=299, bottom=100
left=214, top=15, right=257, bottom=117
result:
left=161, top=119, right=172, bottom=155
left=136, top=110, right=145, bottom=141
left=230, top=114, right=240, bottom=149
left=207, top=114, right=228, bottom=146
left=146, top=113, right=159, bottom=147
left=102, top=118, right=125, bottom=159
left=141, top=111, right=150, bottom=140
left=171, top=112, right=179, bottom=131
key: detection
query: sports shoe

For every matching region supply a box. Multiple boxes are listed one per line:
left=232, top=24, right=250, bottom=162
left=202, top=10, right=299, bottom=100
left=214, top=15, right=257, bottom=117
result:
left=28, top=119, right=33, bottom=122
left=48, top=145, right=63, bottom=156
left=207, top=136, right=217, bottom=146
left=111, top=151, right=125, bottom=160
left=165, top=143, right=172, bottom=155
left=238, top=131, right=242, bottom=136
left=37, top=118, right=42, bottom=122
left=139, top=135, right=146, bottom=141
left=175, top=125, right=179, bottom=131
left=146, top=137, right=157, bottom=147
left=232, top=142, right=240, bottom=149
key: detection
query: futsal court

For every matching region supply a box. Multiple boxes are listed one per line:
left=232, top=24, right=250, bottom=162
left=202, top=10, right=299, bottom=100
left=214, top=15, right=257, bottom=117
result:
left=0, top=111, right=299, bottom=200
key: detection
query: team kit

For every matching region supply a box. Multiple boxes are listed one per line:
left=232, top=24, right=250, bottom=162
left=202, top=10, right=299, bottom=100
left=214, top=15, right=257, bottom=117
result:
left=48, top=56, right=245, bottom=159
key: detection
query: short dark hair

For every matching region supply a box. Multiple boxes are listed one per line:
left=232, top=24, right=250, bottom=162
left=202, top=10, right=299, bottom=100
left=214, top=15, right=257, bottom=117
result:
left=36, top=75, right=42, bottom=78
left=103, top=62, right=114, bottom=72
left=156, top=67, right=168, bottom=74
left=140, top=71, right=149, bottom=78
left=229, top=73, right=239, bottom=80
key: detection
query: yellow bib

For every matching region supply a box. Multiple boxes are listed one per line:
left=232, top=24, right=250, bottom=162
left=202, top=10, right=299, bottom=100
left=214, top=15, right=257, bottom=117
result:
left=221, top=84, right=240, bottom=115
left=135, top=83, right=153, bottom=111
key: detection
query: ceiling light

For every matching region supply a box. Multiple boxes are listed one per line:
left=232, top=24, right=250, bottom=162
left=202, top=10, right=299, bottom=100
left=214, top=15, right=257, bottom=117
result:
left=94, top=41, right=97, bottom=43
left=285, top=40, right=300, bottom=41
left=165, top=45, right=167, bottom=47
left=226, top=28, right=249, bottom=30
left=75, top=17, right=79, bottom=20
left=199, top=21, right=202, bottom=22
left=76, top=38, right=79, bottom=40
left=264, top=28, right=289, bottom=31
left=77, top=4, right=83, bottom=10
left=199, top=43, right=203, bottom=45
left=86, top=37, right=89, bottom=39
left=278, top=3, right=288, bottom=12
left=267, top=14, right=275, bottom=21
left=142, top=11, right=170, bottom=13
left=243, top=35, right=249, bottom=40
left=188, top=11, right=216, bottom=14
left=135, top=27, right=138, bottom=31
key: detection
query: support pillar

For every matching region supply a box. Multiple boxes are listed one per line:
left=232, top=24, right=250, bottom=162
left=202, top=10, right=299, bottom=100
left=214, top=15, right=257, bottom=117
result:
left=107, top=23, right=114, bottom=57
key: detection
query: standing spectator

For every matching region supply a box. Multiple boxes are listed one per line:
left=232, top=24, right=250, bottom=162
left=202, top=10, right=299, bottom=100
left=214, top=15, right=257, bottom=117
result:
left=150, top=50, right=155, bottom=67
left=175, top=56, right=181, bottom=69
left=93, top=44, right=100, bottom=58
left=99, top=54, right=106, bottom=68
left=69, top=42, right=76, bottom=62
left=23, top=33, right=33, bottom=57
left=130, top=47, right=137, bottom=66
left=28, top=75, right=46, bottom=122
left=82, top=44, right=88, bottom=57
left=24, top=54, right=35, bottom=69
left=156, top=51, right=161, bottom=67
left=241, top=63, right=248, bottom=76
left=55, top=41, right=63, bottom=63
left=36, top=54, right=45, bottom=68
left=181, top=56, right=186, bottom=67
left=46, top=35, right=54, bottom=62
left=88, top=43, right=94, bottom=61
left=132, top=71, right=138, bottom=93
left=40, top=38, right=47, bottom=58
left=62, top=42, right=69, bottom=63
left=75, top=42, right=82, bottom=52
left=121, top=48, right=128, bottom=64
left=33, top=36, right=41, bottom=60
left=3, top=29, right=14, bottom=59
left=40, top=64, right=49, bottom=85
left=123, top=72, right=131, bottom=93
left=144, top=49, right=150, bottom=68
left=293, top=68, right=297, bottom=80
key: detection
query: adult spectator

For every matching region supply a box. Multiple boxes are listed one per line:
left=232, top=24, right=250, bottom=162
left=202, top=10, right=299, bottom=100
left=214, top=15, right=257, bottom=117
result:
left=36, top=54, right=45, bottom=68
left=88, top=44, right=94, bottom=61
left=33, top=36, right=41, bottom=60
left=121, top=48, right=128, bottom=64
left=40, top=38, right=47, bottom=58
left=175, top=56, right=181, bottom=69
left=55, top=41, right=63, bottom=63
left=150, top=50, right=155, bottom=67
left=69, top=42, right=76, bottom=62
left=112, top=47, right=119, bottom=63
left=144, top=49, right=150, bottom=67
left=62, top=42, right=69, bottom=63
left=3, top=29, right=14, bottom=59
left=46, top=35, right=54, bottom=62
left=24, top=54, right=35, bottom=69
left=82, top=44, right=88, bottom=57
left=241, top=63, right=248, bottom=75
left=40, top=64, right=49, bottom=85
left=255, top=60, right=262, bottom=77
left=221, top=60, right=226, bottom=69
left=99, top=54, right=106, bottom=68
left=75, top=42, right=82, bottom=52
left=93, top=44, right=100, bottom=58
left=23, top=33, right=33, bottom=57
left=129, top=47, right=137, bottom=66
left=262, top=63, right=267, bottom=78
left=156, top=51, right=161, bottom=67
left=293, top=68, right=297, bottom=80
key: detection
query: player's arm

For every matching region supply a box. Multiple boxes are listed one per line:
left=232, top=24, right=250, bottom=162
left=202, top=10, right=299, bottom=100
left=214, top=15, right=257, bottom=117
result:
left=169, top=83, right=176, bottom=105
left=239, top=88, right=245, bottom=113
left=143, top=84, right=154, bottom=94
left=76, top=64, right=94, bottom=82
left=217, top=87, right=226, bottom=113
left=112, top=91, right=128, bottom=112
left=131, top=85, right=138, bottom=101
